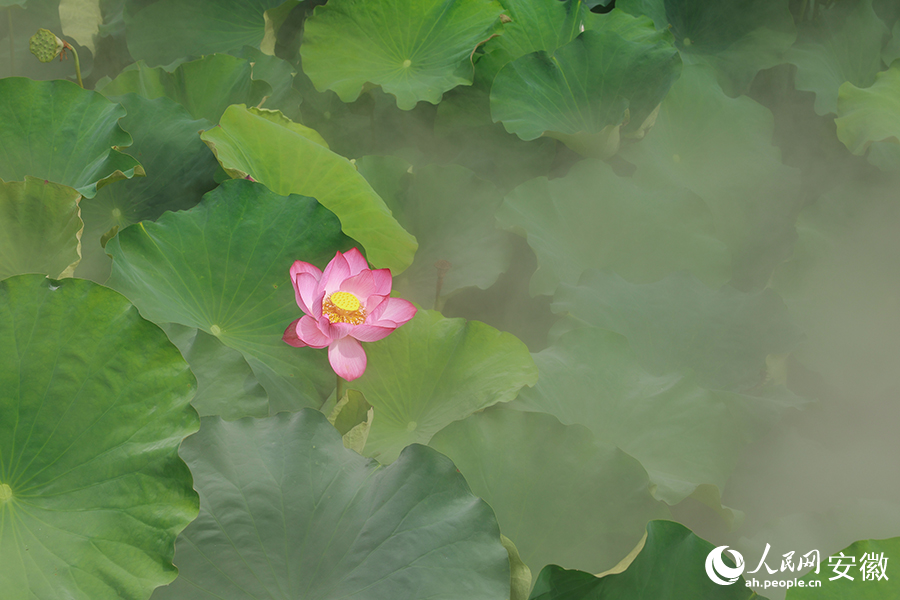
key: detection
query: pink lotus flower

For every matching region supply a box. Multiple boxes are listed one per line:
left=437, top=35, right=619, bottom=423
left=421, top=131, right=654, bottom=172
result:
left=283, top=248, right=417, bottom=381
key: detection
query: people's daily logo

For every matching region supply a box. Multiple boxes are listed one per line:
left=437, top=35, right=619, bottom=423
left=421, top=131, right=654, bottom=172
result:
left=706, top=546, right=745, bottom=585
left=704, top=543, right=888, bottom=591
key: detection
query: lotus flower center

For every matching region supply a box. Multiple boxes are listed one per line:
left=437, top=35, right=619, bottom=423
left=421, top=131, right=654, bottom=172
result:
left=331, top=291, right=360, bottom=311
left=323, top=291, right=366, bottom=325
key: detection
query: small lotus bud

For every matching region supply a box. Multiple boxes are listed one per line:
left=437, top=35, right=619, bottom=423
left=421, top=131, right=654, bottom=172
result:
left=29, top=29, right=64, bottom=63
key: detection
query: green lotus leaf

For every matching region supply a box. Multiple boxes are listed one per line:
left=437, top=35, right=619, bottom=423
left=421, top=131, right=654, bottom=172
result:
left=201, top=104, right=416, bottom=273
left=98, top=54, right=271, bottom=123
left=356, top=158, right=514, bottom=306
left=618, top=0, right=796, bottom=95
left=351, top=309, right=538, bottom=463
left=529, top=520, right=763, bottom=599
left=0, top=274, right=199, bottom=600
left=786, top=536, right=899, bottom=599
left=106, top=179, right=353, bottom=413
left=0, top=78, right=143, bottom=198
left=76, top=93, right=219, bottom=283
left=300, top=0, right=504, bottom=110
left=149, top=410, right=510, bottom=600
left=429, top=407, right=669, bottom=578
left=787, top=0, right=889, bottom=116
left=496, top=158, right=730, bottom=297
left=0, top=177, right=83, bottom=279
left=619, top=64, right=803, bottom=289
left=162, top=323, right=269, bottom=420
left=123, top=0, right=287, bottom=66
left=835, top=61, right=900, bottom=155
left=489, top=26, right=681, bottom=156
left=476, top=0, right=594, bottom=83
left=510, top=327, right=803, bottom=504
left=771, top=178, right=900, bottom=397
left=552, top=271, right=803, bottom=391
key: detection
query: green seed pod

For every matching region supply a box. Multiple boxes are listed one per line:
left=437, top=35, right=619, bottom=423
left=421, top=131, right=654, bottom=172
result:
left=29, top=28, right=64, bottom=63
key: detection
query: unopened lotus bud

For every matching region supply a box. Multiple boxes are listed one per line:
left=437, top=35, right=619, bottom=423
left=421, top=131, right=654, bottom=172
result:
left=29, top=29, right=64, bottom=63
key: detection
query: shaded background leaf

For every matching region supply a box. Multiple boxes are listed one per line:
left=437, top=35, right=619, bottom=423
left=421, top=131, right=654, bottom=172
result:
left=430, top=408, right=669, bottom=579
left=151, top=410, right=511, bottom=600
left=0, top=177, right=83, bottom=279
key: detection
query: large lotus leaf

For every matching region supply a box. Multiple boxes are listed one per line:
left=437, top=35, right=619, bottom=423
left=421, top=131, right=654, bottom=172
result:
left=350, top=309, right=538, bottom=463
left=619, top=64, right=803, bottom=289
left=529, top=521, right=763, bottom=600
left=123, top=0, right=286, bottom=66
left=787, top=0, right=889, bottom=116
left=496, top=158, right=730, bottom=297
left=162, top=323, right=269, bottom=420
left=618, top=0, right=796, bottom=95
left=490, top=27, right=681, bottom=156
left=0, top=77, right=143, bottom=198
left=97, top=54, right=271, bottom=123
left=0, top=177, right=83, bottom=279
left=510, top=327, right=803, bottom=504
left=429, top=407, right=669, bottom=578
left=835, top=61, right=900, bottom=156
left=77, top=93, right=219, bottom=282
left=552, top=271, right=803, bottom=391
left=771, top=178, right=900, bottom=398
left=202, top=104, right=416, bottom=273
left=0, top=275, right=199, bottom=600
left=356, top=158, right=514, bottom=306
left=481, top=0, right=582, bottom=68
left=150, top=410, right=510, bottom=600
left=106, top=179, right=352, bottom=413
left=786, top=536, right=899, bottom=599
left=300, top=0, right=504, bottom=110
left=477, top=0, right=611, bottom=83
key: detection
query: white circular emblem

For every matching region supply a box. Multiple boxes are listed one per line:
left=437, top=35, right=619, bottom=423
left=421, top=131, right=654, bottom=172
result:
left=705, top=545, right=745, bottom=585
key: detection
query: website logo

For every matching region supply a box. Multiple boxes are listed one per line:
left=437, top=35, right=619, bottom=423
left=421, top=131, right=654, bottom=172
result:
left=706, top=546, right=745, bottom=585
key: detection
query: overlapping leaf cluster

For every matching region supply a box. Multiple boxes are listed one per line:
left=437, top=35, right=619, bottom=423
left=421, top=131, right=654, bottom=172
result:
left=2, top=0, right=899, bottom=599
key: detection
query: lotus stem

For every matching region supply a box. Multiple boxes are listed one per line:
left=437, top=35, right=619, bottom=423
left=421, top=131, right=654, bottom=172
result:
left=336, top=374, right=344, bottom=403
left=64, top=41, right=83, bottom=88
